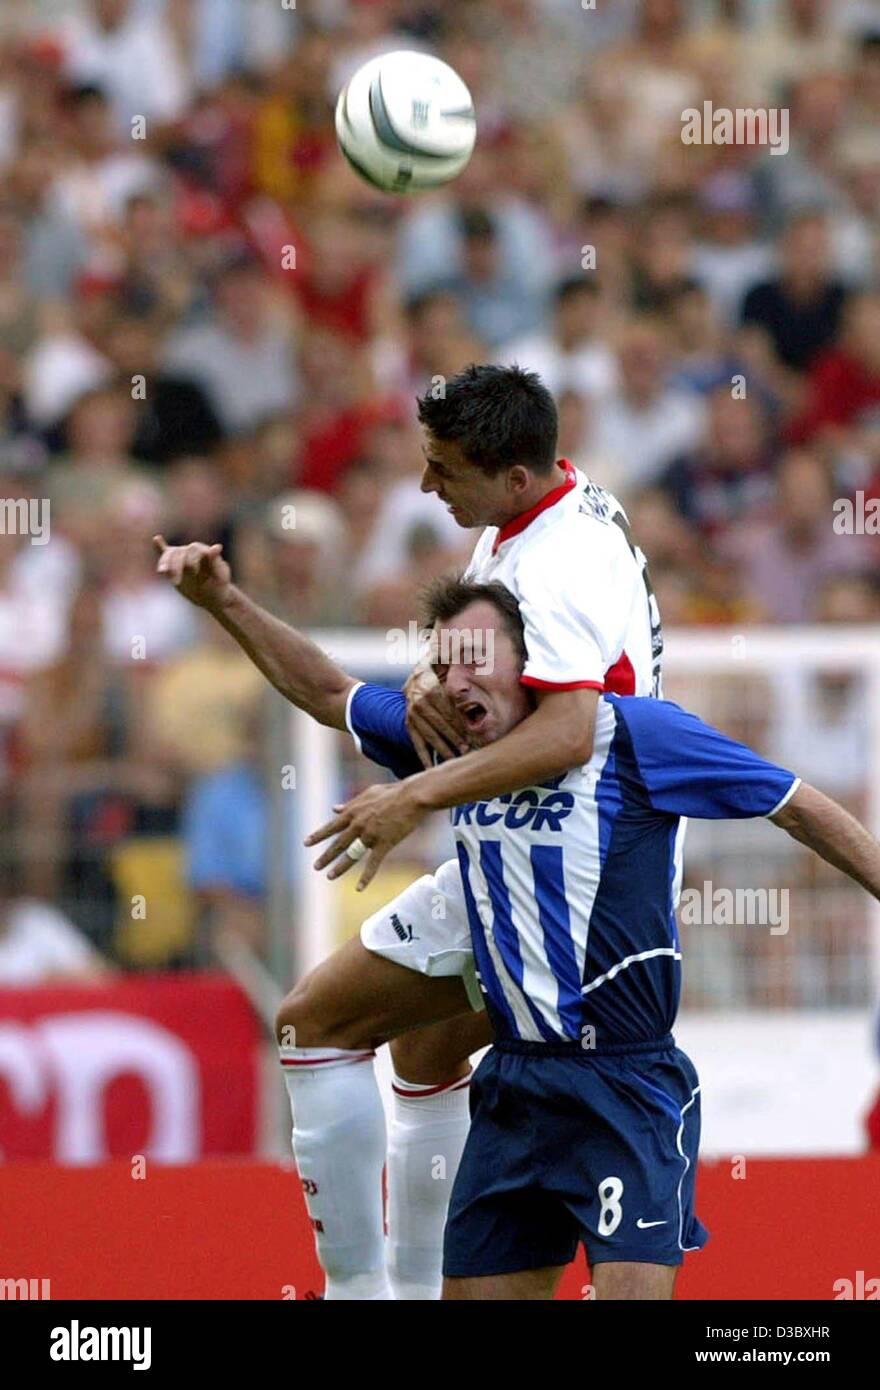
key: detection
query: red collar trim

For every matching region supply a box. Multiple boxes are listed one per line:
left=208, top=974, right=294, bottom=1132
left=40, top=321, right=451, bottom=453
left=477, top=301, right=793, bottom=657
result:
left=492, top=460, right=576, bottom=554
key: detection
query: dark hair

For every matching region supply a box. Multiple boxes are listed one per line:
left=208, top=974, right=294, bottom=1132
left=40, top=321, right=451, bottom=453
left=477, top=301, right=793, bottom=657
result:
left=404, top=288, right=456, bottom=322
left=420, top=575, right=526, bottom=665
left=458, top=206, right=496, bottom=241
left=416, top=363, right=558, bottom=476
left=555, top=275, right=599, bottom=306
left=64, top=83, right=108, bottom=109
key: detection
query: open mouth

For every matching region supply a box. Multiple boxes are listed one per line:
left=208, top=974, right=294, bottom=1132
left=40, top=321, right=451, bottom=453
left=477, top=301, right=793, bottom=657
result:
left=460, top=700, right=489, bottom=734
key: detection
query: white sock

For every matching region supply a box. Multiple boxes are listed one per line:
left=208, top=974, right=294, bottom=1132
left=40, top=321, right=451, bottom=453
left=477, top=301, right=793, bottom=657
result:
left=386, top=1072, right=472, bottom=1300
left=279, top=1045, right=394, bottom=1300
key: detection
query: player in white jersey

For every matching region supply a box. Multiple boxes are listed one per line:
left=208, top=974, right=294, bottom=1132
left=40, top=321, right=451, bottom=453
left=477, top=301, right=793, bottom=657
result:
left=155, top=364, right=660, bottom=1300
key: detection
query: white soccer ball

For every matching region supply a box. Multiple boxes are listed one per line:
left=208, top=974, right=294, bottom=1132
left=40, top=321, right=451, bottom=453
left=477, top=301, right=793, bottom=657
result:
left=335, top=50, right=476, bottom=194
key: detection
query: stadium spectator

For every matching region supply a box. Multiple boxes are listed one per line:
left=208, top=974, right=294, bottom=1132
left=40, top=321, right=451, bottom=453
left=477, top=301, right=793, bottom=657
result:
left=53, top=84, right=161, bottom=249
left=0, top=891, right=109, bottom=984
left=767, top=571, right=878, bottom=802
left=691, top=172, right=772, bottom=326
left=162, top=456, right=236, bottom=557
left=430, top=205, right=547, bottom=347
left=377, top=288, right=487, bottom=401
left=163, top=249, right=300, bottom=434
left=787, top=290, right=880, bottom=454
left=59, top=0, right=191, bottom=136
left=499, top=276, right=616, bottom=401
left=630, top=195, right=696, bottom=316
left=0, top=510, right=69, bottom=757
left=362, top=518, right=464, bottom=630
left=721, top=448, right=871, bottom=622
left=237, top=489, right=354, bottom=627
left=0, top=205, right=42, bottom=364
left=23, top=305, right=112, bottom=434
left=845, top=24, right=880, bottom=146
left=660, top=388, right=776, bottom=537
left=17, top=580, right=170, bottom=905
left=741, top=210, right=849, bottom=373
left=591, top=315, right=706, bottom=494
left=98, top=479, right=199, bottom=662
left=9, top=136, right=88, bottom=298
left=44, top=385, right=145, bottom=559
left=182, top=751, right=270, bottom=957
left=742, top=0, right=852, bottom=105
left=751, top=72, right=850, bottom=232
left=103, top=312, right=223, bottom=464
left=666, top=281, right=748, bottom=395
left=396, top=166, right=555, bottom=312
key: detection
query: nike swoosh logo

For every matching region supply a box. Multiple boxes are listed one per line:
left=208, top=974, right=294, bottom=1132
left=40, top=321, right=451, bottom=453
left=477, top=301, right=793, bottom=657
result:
left=636, top=1219, right=668, bottom=1229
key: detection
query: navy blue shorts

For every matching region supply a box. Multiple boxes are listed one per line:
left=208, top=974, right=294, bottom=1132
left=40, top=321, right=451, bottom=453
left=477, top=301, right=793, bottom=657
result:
left=443, top=1035, right=708, bottom=1278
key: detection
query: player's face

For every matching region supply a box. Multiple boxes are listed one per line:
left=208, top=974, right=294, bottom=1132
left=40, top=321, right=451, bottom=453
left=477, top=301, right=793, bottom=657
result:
left=420, top=433, right=514, bottom=529
left=431, top=600, right=532, bottom=746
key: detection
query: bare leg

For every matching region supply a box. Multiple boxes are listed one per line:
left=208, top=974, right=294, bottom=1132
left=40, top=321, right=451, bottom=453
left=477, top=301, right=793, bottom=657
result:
left=443, top=1266, right=565, bottom=1300
left=592, top=1262, right=677, bottom=1300
left=274, top=934, right=474, bottom=1049
left=443, top=1261, right=677, bottom=1301
left=389, top=1010, right=492, bottom=1084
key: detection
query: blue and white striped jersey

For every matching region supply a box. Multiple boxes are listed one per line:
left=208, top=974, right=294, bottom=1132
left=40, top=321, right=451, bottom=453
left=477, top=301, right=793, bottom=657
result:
left=347, top=685, right=799, bottom=1045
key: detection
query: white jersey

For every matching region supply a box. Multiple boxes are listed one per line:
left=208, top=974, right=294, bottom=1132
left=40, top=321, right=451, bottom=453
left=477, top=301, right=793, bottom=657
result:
left=354, top=460, right=665, bottom=1013
left=463, top=461, right=662, bottom=697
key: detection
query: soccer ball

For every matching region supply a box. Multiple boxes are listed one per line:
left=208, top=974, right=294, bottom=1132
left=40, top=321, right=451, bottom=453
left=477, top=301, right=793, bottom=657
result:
left=335, top=50, right=476, bottom=194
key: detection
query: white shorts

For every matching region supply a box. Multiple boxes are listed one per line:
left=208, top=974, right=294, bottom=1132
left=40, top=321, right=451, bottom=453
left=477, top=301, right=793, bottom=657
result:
left=359, top=858, right=484, bottom=1012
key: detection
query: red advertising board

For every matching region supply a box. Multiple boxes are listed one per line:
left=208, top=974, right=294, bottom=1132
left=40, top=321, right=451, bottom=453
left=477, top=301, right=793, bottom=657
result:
left=1, top=1155, right=878, bottom=1300
left=0, top=974, right=259, bottom=1162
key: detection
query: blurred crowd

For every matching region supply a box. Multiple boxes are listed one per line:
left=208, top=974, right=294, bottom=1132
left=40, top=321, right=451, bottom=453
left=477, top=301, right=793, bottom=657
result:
left=1, top=0, right=879, bottom=988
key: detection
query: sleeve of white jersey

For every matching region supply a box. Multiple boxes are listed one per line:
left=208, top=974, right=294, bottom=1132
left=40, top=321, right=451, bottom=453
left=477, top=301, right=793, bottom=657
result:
left=513, top=521, right=638, bottom=690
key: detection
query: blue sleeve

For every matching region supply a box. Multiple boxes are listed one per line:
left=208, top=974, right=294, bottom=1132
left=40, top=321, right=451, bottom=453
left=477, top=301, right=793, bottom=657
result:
left=609, top=695, right=799, bottom=819
left=346, top=683, right=423, bottom=781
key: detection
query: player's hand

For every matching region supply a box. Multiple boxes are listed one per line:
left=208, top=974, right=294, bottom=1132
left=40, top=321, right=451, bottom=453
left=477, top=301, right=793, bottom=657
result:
left=404, top=661, right=471, bottom=767
left=153, top=535, right=233, bottom=612
left=305, top=781, right=428, bottom=891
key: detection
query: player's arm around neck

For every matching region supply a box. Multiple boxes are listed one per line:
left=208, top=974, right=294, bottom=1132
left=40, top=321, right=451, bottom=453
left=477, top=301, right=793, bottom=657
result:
left=407, top=687, right=598, bottom=812
left=771, top=782, right=880, bottom=900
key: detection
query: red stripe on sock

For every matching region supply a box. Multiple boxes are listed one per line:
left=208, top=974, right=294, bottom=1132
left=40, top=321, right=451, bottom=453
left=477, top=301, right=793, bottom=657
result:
left=280, top=1051, right=375, bottom=1067
left=391, top=1075, right=471, bottom=1098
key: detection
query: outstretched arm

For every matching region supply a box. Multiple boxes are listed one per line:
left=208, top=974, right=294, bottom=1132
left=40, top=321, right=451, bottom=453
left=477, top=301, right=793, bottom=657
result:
left=771, top=782, right=880, bottom=901
left=153, top=536, right=354, bottom=729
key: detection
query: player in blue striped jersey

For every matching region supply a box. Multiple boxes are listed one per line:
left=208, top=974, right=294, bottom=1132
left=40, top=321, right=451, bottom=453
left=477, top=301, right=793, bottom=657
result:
left=156, top=531, right=880, bottom=1297
left=322, top=576, right=880, bottom=1298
